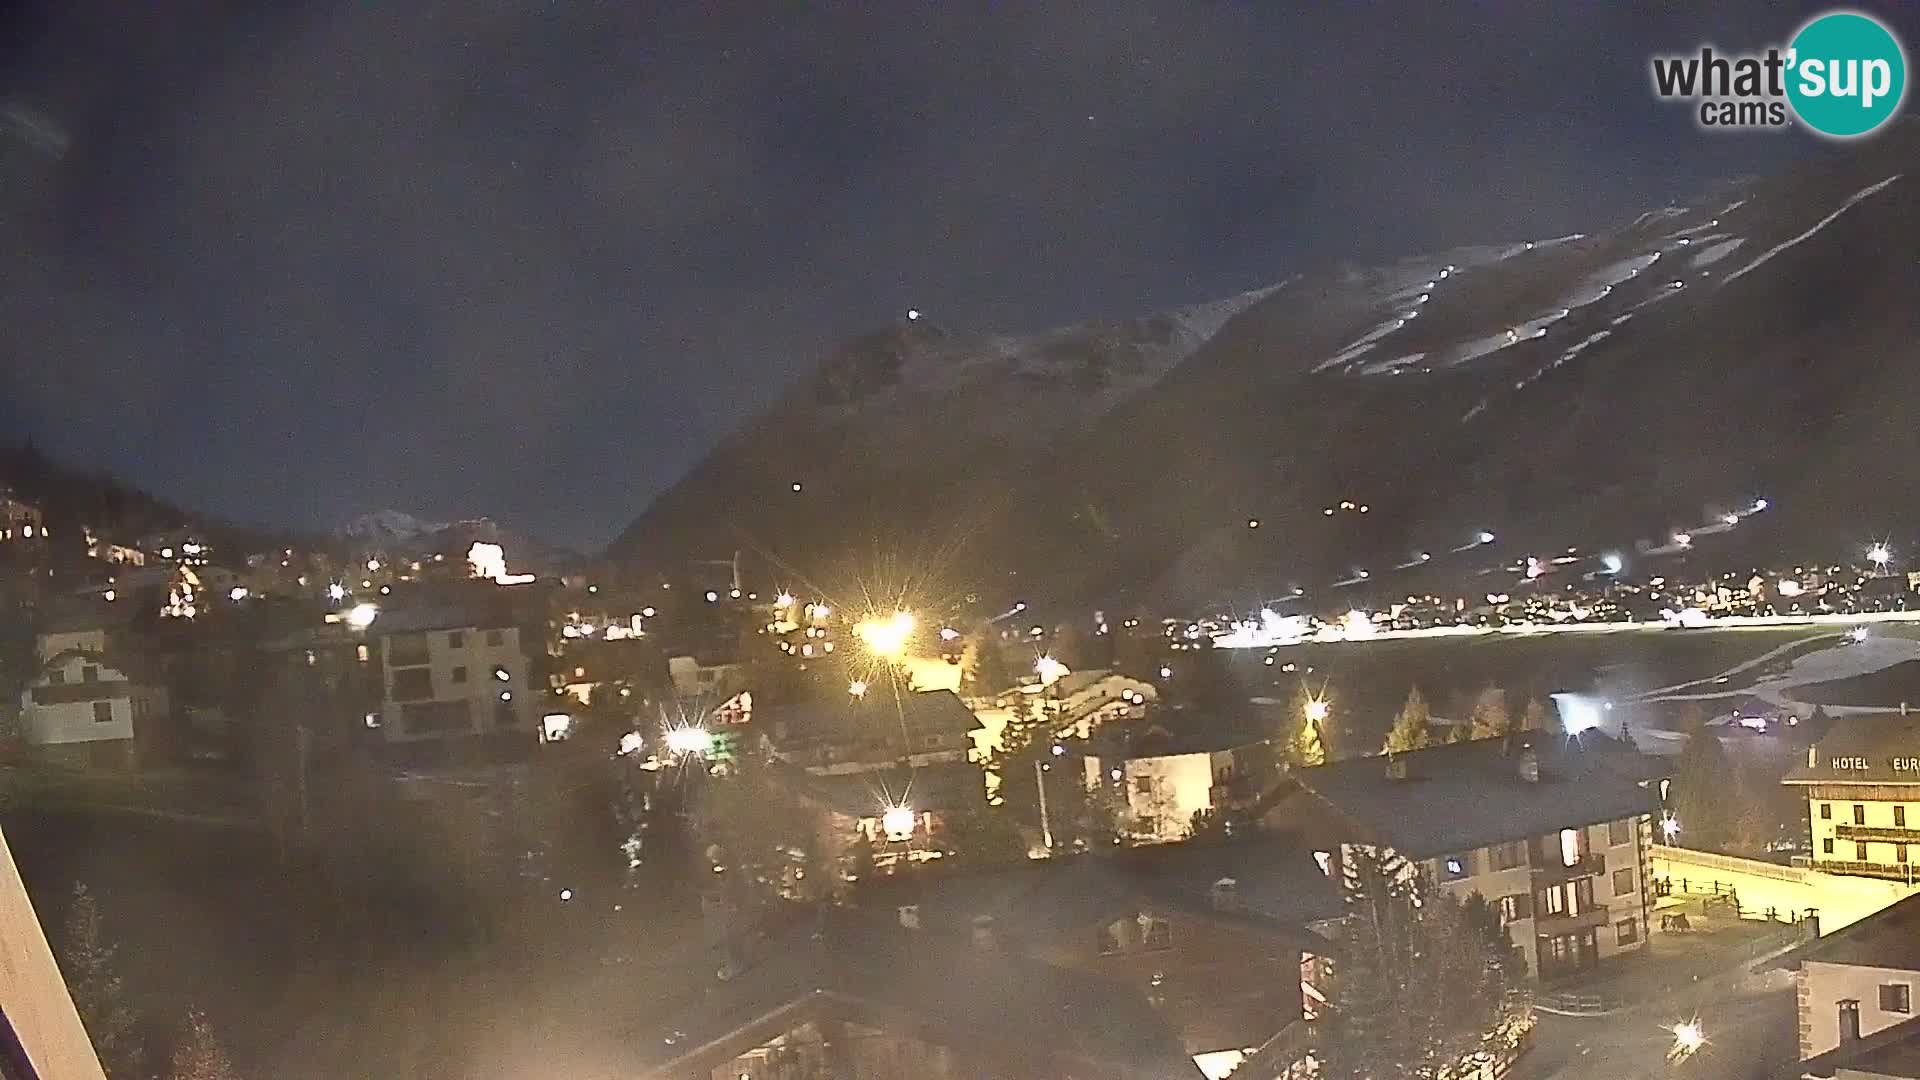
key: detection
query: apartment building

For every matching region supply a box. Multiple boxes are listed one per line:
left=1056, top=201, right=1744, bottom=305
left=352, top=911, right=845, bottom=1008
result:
left=1264, top=732, right=1665, bottom=981
left=374, top=606, right=540, bottom=741
left=1786, top=718, right=1920, bottom=882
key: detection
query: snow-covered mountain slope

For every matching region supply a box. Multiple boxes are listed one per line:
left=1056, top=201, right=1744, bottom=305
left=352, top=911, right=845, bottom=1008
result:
left=336, top=509, right=451, bottom=544
left=614, top=123, right=1920, bottom=608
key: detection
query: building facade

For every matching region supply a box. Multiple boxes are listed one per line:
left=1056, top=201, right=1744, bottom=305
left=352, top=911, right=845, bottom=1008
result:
left=0, top=491, right=44, bottom=545
left=1786, top=720, right=1920, bottom=882
left=377, top=614, right=539, bottom=741
left=1263, top=733, right=1663, bottom=981
left=18, top=650, right=168, bottom=769
left=1792, top=893, right=1920, bottom=1072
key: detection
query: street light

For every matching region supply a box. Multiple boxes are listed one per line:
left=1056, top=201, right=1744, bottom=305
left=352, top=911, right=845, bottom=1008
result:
left=1035, top=654, right=1069, bottom=687
left=1868, top=543, right=1892, bottom=568
left=1304, top=696, right=1331, bottom=724
left=345, top=603, right=379, bottom=630
left=665, top=725, right=713, bottom=756
left=881, top=804, right=916, bottom=841
left=855, top=611, right=916, bottom=661
left=849, top=679, right=868, bottom=699
left=1669, top=1018, right=1705, bottom=1062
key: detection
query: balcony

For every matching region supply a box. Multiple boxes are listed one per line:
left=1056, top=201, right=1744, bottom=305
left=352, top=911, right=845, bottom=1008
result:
left=1835, top=825, right=1920, bottom=843
left=1534, top=906, right=1610, bottom=935
left=1530, top=852, right=1605, bottom=885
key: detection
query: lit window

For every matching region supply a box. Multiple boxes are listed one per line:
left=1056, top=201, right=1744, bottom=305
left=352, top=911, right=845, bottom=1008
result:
left=1560, top=828, right=1582, bottom=867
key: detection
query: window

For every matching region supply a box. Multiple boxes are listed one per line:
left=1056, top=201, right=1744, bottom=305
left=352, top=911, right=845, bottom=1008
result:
left=1856, top=804, right=1868, bottom=826
left=1559, top=828, right=1584, bottom=867
left=1613, top=867, right=1635, bottom=896
left=1497, top=893, right=1531, bottom=924
left=1537, top=886, right=1566, bottom=917
left=1841, top=1000, right=1862, bottom=1042
left=1135, top=777, right=1154, bottom=795
left=1609, top=819, right=1632, bottom=846
left=82, top=665, right=98, bottom=683
left=1882, top=984, right=1912, bottom=1014
left=450, top=666, right=468, bottom=684
left=447, top=631, right=466, bottom=649
left=1824, top=838, right=1836, bottom=855
left=1821, top=803, right=1833, bottom=820
left=1615, top=918, right=1639, bottom=946
left=388, top=633, right=430, bottom=666
left=1900, top=806, right=1909, bottom=828
left=1442, top=854, right=1472, bottom=880
left=1488, top=839, right=1527, bottom=871
left=356, top=644, right=370, bottom=663
left=486, top=630, right=504, bottom=647
left=92, top=701, right=113, bottom=723
left=697, top=669, right=716, bottom=684
left=1858, top=842, right=1870, bottom=861
left=391, top=667, right=434, bottom=702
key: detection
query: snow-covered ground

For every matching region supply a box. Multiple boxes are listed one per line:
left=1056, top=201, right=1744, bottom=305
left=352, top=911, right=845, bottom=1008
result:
left=1632, top=634, right=1920, bottom=715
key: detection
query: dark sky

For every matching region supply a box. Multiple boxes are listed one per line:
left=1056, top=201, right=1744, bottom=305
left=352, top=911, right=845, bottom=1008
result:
left=0, top=2, right=1908, bottom=548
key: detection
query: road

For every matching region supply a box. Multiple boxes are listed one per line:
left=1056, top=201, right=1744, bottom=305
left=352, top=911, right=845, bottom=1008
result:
left=1515, top=979, right=1797, bottom=1080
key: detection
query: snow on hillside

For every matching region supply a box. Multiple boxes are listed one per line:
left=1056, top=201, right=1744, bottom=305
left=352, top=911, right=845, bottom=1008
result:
left=336, top=509, right=449, bottom=543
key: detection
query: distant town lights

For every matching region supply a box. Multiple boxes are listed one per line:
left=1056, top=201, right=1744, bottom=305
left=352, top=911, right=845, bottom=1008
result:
left=1035, top=655, right=1069, bottom=686
left=1672, top=532, right=1693, bottom=548
left=327, top=582, right=348, bottom=602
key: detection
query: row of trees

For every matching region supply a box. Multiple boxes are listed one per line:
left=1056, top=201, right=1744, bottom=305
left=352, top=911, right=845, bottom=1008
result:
left=60, top=883, right=240, bottom=1079
left=1276, top=681, right=1565, bottom=769
left=1380, top=685, right=1561, bottom=756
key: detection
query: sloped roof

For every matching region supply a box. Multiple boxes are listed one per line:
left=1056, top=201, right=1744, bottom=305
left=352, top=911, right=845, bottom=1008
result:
left=775, top=761, right=986, bottom=817
left=634, top=908, right=1198, bottom=1078
left=1796, top=892, right=1920, bottom=971
left=1285, top=732, right=1662, bottom=858
left=759, top=688, right=983, bottom=738
left=1784, top=715, right=1920, bottom=784
left=1799, top=1010, right=1920, bottom=1078
left=856, top=839, right=1344, bottom=946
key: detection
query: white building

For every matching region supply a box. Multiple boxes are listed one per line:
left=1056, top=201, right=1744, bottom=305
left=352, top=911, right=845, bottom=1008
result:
left=18, top=650, right=168, bottom=769
left=1083, top=726, right=1264, bottom=843
left=377, top=609, right=539, bottom=741
left=667, top=654, right=747, bottom=700
left=1795, top=893, right=1920, bottom=1077
left=1005, top=669, right=1156, bottom=739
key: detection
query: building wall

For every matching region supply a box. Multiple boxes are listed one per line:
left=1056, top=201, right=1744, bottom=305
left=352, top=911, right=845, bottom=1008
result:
left=381, top=626, right=534, bottom=740
left=1807, top=787, right=1920, bottom=881
left=1426, top=815, right=1651, bottom=979
left=1800, top=959, right=1920, bottom=1059
left=1097, top=752, right=1217, bottom=843
left=668, top=655, right=747, bottom=699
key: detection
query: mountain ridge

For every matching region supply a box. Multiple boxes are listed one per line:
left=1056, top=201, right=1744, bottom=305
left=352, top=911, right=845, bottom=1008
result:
left=609, top=125, right=1920, bottom=611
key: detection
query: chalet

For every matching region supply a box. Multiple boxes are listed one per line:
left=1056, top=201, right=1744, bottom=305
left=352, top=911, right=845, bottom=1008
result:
left=18, top=649, right=168, bottom=769
left=761, top=689, right=981, bottom=773
left=1795, top=893, right=1920, bottom=1077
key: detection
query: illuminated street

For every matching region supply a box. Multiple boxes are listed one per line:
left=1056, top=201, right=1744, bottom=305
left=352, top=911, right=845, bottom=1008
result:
left=1516, top=985, right=1795, bottom=1080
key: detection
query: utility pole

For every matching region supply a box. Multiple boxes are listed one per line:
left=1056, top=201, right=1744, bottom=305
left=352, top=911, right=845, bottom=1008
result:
left=1034, top=758, right=1054, bottom=851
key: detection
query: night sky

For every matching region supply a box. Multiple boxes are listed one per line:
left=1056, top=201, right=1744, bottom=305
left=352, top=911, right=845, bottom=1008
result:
left=0, top=2, right=1907, bottom=548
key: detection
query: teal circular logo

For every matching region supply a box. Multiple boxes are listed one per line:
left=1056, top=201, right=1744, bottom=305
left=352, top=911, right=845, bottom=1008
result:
left=1786, top=11, right=1907, bottom=138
